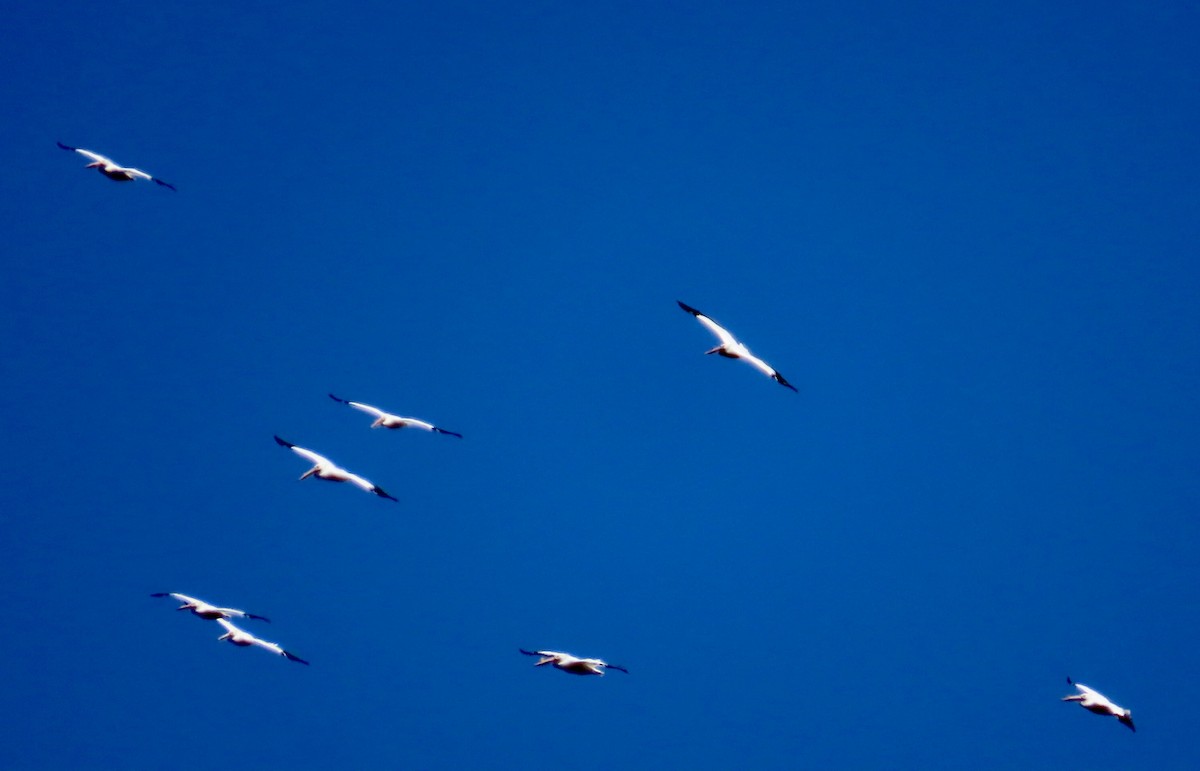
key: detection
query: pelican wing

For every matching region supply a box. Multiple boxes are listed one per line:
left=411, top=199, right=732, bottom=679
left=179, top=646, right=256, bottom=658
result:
left=125, top=168, right=153, bottom=181
left=216, top=607, right=270, bottom=623
left=678, top=301, right=738, bottom=347
left=275, top=436, right=331, bottom=467
left=58, top=143, right=114, bottom=166
left=741, top=351, right=798, bottom=392
left=249, top=636, right=284, bottom=655
left=346, top=472, right=397, bottom=502
left=151, top=592, right=201, bottom=605
left=344, top=472, right=376, bottom=492
left=329, top=394, right=389, bottom=419
left=216, top=618, right=241, bottom=635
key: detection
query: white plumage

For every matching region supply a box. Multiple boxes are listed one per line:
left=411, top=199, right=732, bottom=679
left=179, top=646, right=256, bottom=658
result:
left=677, top=301, right=797, bottom=391
left=151, top=592, right=270, bottom=622
left=519, top=648, right=628, bottom=676
left=1063, top=677, right=1135, bottom=732
left=328, top=394, right=462, bottom=437
left=274, top=435, right=398, bottom=501
left=217, top=618, right=308, bottom=665
left=57, top=142, right=176, bottom=190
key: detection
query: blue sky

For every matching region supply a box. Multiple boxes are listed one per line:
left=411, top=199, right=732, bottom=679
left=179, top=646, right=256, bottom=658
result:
left=3, top=1, right=1199, bottom=768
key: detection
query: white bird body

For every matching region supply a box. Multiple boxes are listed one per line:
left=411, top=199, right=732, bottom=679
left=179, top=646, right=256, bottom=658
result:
left=1063, top=677, right=1135, bottom=732
left=274, top=435, right=398, bottom=501
left=328, top=394, right=462, bottom=437
left=677, top=301, right=797, bottom=391
left=151, top=592, right=269, bottom=622
left=57, top=142, right=176, bottom=190
left=216, top=619, right=308, bottom=665
left=519, top=648, right=627, bottom=676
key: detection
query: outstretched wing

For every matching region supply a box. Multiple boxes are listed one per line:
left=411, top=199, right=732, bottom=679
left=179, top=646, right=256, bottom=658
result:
left=329, top=394, right=389, bottom=420
left=741, top=351, right=798, bottom=392
left=217, top=607, right=271, bottom=623
left=345, top=472, right=397, bottom=502
left=678, top=301, right=738, bottom=347
left=275, top=436, right=331, bottom=467
left=151, top=591, right=200, bottom=604
left=58, top=142, right=113, bottom=166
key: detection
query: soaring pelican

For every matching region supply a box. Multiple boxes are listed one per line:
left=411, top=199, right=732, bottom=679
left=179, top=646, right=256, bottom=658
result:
left=216, top=619, right=308, bottom=665
left=151, top=592, right=270, bottom=622
left=1063, top=677, right=1135, bottom=732
left=56, top=142, right=176, bottom=190
left=518, top=649, right=628, bottom=676
left=273, top=436, right=397, bottom=502
left=677, top=301, right=796, bottom=391
left=328, top=394, right=462, bottom=437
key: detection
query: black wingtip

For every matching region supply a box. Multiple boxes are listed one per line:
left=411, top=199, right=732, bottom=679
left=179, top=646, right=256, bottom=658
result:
left=273, top=435, right=293, bottom=448
left=518, top=648, right=538, bottom=656
left=284, top=651, right=310, bottom=665
left=775, top=374, right=798, bottom=392
left=328, top=393, right=347, bottom=404
left=149, top=592, right=168, bottom=597
left=435, top=427, right=464, bottom=438
left=250, top=614, right=271, bottom=623
left=57, top=141, right=75, bottom=151
left=154, top=178, right=177, bottom=191
left=1066, top=676, right=1074, bottom=685
left=677, top=300, right=702, bottom=316
left=374, top=486, right=398, bottom=502
left=607, top=664, right=629, bottom=674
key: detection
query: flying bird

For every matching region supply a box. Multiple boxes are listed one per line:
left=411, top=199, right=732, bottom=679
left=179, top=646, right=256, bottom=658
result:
left=677, top=301, right=796, bottom=391
left=56, top=142, right=176, bottom=190
left=519, top=649, right=628, bottom=676
left=1063, top=677, right=1135, bottom=732
left=216, top=619, right=308, bottom=665
left=151, top=592, right=270, bottom=622
left=328, top=394, right=462, bottom=437
left=273, top=435, right=398, bottom=502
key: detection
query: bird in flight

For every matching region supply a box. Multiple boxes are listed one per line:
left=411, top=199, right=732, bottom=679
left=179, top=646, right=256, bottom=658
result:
left=56, top=142, right=176, bottom=190
left=274, top=436, right=398, bottom=502
left=677, top=301, right=796, bottom=391
left=328, top=394, right=462, bottom=437
left=519, top=649, right=628, bottom=676
left=151, top=592, right=270, bottom=622
left=1062, top=677, right=1135, bottom=732
left=216, top=619, right=308, bottom=665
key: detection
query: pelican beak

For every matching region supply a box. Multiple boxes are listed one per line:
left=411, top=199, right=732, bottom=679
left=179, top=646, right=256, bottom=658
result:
left=536, top=657, right=554, bottom=666
left=300, top=467, right=317, bottom=480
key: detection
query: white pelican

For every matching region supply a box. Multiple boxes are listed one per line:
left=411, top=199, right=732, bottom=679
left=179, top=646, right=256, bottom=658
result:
left=1063, top=677, right=1135, bottom=732
left=216, top=619, right=308, bottom=665
left=519, top=649, right=628, bottom=676
left=273, top=435, right=398, bottom=502
left=677, top=301, right=797, bottom=391
left=151, top=592, right=270, bottom=622
left=328, top=394, right=462, bottom=437
left=56, top=141, right=176, bottom=190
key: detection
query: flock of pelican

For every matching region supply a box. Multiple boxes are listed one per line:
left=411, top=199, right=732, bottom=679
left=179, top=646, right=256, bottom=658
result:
left=64, top=143, right=1136, bottom=731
